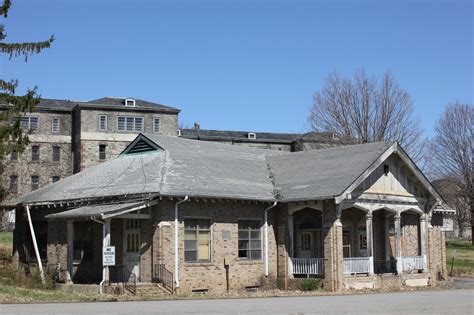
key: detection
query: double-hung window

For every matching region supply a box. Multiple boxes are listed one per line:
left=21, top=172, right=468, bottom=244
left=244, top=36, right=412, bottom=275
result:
left=31, top=145, right=40, bottom=161
left=52, top=117, right=60, bottom=133
left=184, top=219, right=211, bottom=262
left=117, top=116, right=143, bottom=132
left=31, top=176, right=39, bottom=191
left=52, top=146, right=60, bottom=161
left=238, top=220, right=262, bottom=260
left=20, top=116, right=39, bottom=132
left=99, top=145, right=106, bottom=160
left=99, top=115, right=107, bottom=131
left=153, top=118, right=160, bottom=133
left=9, top=175, right=18, bottom=194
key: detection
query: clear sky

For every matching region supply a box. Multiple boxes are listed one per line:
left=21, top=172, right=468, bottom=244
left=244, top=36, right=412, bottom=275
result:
left=1, top=0, right=472, bottom=137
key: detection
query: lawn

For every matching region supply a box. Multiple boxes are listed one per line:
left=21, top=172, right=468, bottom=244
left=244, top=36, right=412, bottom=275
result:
left=0, top=231, right=13, bottom=260
left=446, top=239, right=474, bottom=277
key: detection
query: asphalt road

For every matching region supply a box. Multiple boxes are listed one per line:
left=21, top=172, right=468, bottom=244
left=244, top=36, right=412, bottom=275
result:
left=1, top=289, right=473, bottom=315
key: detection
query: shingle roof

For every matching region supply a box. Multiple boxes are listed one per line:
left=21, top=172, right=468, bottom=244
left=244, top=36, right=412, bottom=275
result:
left=0, top=97, right=181, bottom=113
left=267, top=141, right=395, bottom=201
left=11, top=135, right=396, bottom=205
left=45, top=201, right=146, bottom=219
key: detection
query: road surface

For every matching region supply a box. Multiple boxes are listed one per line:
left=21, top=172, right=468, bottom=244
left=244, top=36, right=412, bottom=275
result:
left=1, top=289, right=473, bottom=315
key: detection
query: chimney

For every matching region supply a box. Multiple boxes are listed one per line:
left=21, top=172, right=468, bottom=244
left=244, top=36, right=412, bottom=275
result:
left=194, top=122, right=200, bottom=130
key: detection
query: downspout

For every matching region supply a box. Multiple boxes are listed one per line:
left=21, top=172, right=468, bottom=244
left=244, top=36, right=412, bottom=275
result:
left=25, top=204, right=45, bottom=284
left=174, top=196, right=189, bottom=289
left=91, top=217, right=106, bottom=294
left=264, top=201, right=278, bottom=277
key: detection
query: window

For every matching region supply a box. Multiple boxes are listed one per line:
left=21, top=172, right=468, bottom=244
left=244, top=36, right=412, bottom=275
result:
left=10, top=151, right=17, bottom=161
left=99, top=115, right=107, bottom=131
left=51, top=117, right=60, bottom=133
left=238, top=220, right=261, bottom=260
left=52, top=146, right=60, bottom=161
left=125, top=219, right=140, bottom=253
left=184, top=219, right=211, bottom=262
left=125, top=99, right=136, bottom=107
left=31, top=145, right=40, bottom=161
left=52, top=176, right=60, bottom=183
left=31, top=176, right=39, bottom=191
left=117, top=116, right=143, bottom=132
left=99, top=144, right=106, bottom=160
left=9, top=175, right=18, bottom=194
left=153, top=118, right=160, bottom=133
left=20, top=116, right=39, bottom=131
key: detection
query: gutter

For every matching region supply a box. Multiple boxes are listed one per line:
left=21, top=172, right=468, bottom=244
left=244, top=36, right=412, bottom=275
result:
left=264, top=201, right=278, bottom=277
left=25, top=205, right=46, bottom=284
left=174, top=196, right=189, bottom=289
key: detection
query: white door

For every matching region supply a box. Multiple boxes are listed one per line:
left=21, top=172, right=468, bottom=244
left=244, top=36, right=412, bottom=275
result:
left=298, top=231, right=313, bottom=258
left=123, top=219, right=140, bottom=282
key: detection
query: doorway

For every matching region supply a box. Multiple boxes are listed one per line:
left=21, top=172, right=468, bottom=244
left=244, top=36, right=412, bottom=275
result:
left=123, top=219, right=140, bottom=282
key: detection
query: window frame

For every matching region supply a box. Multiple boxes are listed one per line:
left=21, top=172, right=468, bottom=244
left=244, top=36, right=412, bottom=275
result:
left=31, top=145, right=40, bottom=162
left=31, top=175, right=39, bottom=191
left=184, top=218, right=212, bottom=263
left=52, top=146, right=60, bottom=162
left=98, top=115, right=108, bottom=131
left=9, top=175, right=18, bottom=194
left=116, top=116, right=144, bottom=132
left=98, top=144, right=106, bottom=160
left=153, top=117, right=161, bottom=133
left=10, top=151, right=17, bottom=161
left=20, top=116, right=39, bottom=132
left=238, top=219, right=262, bottom=261
left=51, top=117, right=60, bottom=133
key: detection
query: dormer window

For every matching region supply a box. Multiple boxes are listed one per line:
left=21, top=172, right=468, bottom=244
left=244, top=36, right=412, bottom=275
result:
left=248, top=133, right=257, bottom=140
left=125, top=99, right=136, bottom=107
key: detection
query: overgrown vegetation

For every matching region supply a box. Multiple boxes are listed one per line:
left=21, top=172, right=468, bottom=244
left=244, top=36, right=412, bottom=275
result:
left=0, top=231, right=12, bottom=260
left=446, top=239, right=474, bottom=277
left=299, top=278, right=322, bottom=291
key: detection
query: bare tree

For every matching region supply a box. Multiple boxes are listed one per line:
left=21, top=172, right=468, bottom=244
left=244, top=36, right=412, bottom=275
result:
left=307, top=70, right=425, bottom=161
left=430, top=103, right=473, bottom=242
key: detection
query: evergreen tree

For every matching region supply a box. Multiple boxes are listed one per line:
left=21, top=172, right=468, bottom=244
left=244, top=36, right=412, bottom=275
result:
left=0, top=0, right=54, bottom=200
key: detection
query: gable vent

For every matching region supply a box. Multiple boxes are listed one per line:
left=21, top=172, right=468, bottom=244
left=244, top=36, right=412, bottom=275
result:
left=126, top=139, right=157, bottom=154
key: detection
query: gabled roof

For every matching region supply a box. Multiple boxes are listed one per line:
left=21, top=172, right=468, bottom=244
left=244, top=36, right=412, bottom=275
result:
left=11, top=135, right=444, bottom=207
left=267, top=141, right=395, bottom=201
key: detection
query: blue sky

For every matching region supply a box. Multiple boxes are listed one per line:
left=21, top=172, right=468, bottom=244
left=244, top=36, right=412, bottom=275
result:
left=1, top=0, right=472, bottom=137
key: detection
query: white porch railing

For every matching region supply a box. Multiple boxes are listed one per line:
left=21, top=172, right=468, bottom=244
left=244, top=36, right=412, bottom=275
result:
left=402, top=256, right=425, bottom=272
left=290, top=258, right=324, bottom=275
left=343, top=257, right=371, bottom=275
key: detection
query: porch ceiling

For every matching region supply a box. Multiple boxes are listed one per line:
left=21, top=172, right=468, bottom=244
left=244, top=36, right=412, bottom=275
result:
left=44, top=200, right=147, bottom=220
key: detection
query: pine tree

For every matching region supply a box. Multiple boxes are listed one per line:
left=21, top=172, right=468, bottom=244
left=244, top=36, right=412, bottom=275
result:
left=0, top=0, right=54, bottom=200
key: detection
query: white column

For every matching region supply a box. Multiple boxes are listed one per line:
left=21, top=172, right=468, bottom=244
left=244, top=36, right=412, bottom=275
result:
left=103, top=219, right=111, bottom=284
left=420, top=214, right=427, bottom=271
left=366, top=213, right=374, bottom=274
left=67, top=220, right=74, bottom=283
left=394, top=214, right=402, bottom=274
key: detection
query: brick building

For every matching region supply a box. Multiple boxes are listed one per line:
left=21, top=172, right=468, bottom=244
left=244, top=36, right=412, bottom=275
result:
left=9, top=134, right=452, bottom=294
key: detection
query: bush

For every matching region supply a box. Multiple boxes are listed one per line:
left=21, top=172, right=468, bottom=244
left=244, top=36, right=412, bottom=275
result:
left=0, top=264, right=55, bottom=290
left=299, top=278, right=322, bottom=291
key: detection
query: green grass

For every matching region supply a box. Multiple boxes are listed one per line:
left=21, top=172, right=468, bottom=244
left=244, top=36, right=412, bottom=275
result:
left=446, top=239, right=474, bottom=276
left=0, top=231, right=13, bottom=260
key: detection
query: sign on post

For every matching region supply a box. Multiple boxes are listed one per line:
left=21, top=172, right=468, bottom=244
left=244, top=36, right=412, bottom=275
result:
left=103, top=246, right=115, bottom=266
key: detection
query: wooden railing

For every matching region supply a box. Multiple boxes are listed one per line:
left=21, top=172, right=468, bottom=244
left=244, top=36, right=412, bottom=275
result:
left=153, top=264, right=174, bottom=293
left=343, top=257, right=370, bottom=275
left=402, top=256, right=424, bottom=272
left=290, top=258, right=324, bottom=275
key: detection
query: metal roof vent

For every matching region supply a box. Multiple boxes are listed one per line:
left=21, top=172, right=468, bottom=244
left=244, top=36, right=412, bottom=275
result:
left=125, top=98, right=136, bottom=107
left=248, top=132, right=257, bottom=140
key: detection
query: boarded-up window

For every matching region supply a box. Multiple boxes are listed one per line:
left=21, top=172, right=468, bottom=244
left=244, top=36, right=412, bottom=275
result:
left=52, top=146, right=60, bottom=161
left=31, top=145, right=40, bottom=161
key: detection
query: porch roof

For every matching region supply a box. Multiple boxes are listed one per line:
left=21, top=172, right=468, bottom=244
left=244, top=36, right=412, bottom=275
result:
left=44, top=200, right=148, bottom=220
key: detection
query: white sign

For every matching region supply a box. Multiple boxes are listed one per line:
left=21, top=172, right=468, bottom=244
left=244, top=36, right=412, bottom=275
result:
left=103, top=246, right=115, bottom=266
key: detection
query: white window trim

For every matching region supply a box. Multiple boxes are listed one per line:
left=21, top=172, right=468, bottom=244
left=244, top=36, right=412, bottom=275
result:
left=183, top=217, right=213, bottom=263
left=124, top=99, right=136, bottom=107
left=116, top=116, right=144, bottom=132
left=153, top=117, right=161, bottom=133
left=98, top=115, right=108, bottom=131
left=21, top=116, right=40, bottom=132
left=51, top=117, right=60, bottom=133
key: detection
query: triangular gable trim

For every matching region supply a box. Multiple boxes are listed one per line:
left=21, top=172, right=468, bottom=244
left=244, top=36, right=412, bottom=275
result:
left=120, top=133, right=164, bottom=156
left=335, top=142, right=444, bottom=206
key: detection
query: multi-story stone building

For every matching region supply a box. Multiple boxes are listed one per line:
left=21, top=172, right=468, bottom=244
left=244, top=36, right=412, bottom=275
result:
left=2, top=97, right=180, bottom=199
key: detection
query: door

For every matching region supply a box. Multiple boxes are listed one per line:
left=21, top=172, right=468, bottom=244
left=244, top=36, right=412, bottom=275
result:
left=343, top=228, right=351, bottom=258
left=123, top=219, right=140, bottom=282
left=298, top=231, right=313, bottom=258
